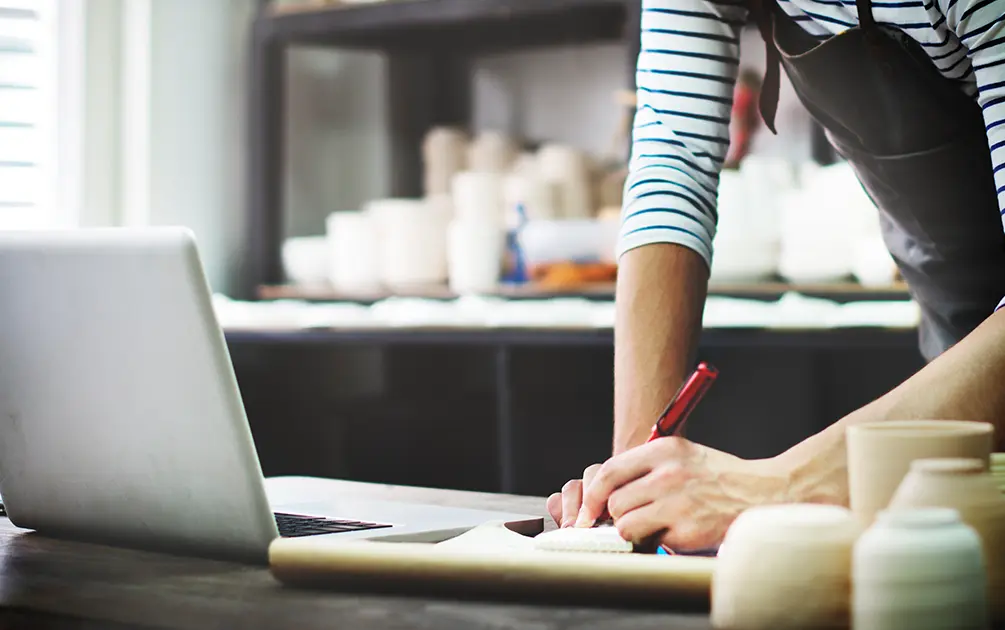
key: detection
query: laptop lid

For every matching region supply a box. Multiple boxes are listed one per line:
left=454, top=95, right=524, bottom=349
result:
left=0, top=227, right=278, bottom=562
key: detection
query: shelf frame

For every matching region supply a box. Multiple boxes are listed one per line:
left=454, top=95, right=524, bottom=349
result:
left=242, top=0, right=642, bottom=299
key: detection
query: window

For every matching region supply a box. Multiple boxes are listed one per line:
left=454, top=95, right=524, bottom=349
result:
left=0, top=0, right=66, bottom=229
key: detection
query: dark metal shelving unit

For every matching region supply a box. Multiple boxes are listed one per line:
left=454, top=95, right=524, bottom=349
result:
left=225, top=325, right=920, bottom=494
left=224, top=326, right=918, bottom=349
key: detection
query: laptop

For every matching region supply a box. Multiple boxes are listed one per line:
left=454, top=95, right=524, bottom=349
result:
left=0, top=227, right=543, bottom=564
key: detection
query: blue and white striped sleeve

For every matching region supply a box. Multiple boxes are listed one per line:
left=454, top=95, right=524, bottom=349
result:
left=945, top=0, right=1005, bottom=313
left=618, top=0, right=749, bottom=267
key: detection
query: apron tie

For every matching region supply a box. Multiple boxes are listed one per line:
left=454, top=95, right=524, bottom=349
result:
left=749, top=0, right=781, bottom=134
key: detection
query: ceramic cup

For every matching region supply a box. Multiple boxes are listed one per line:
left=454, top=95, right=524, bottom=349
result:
left=451, top=171, right=506, bottom=225
left=853, top=507, right=989, bottom=630
left=711, top=504, right=859, bottom=630
left=422, top=126, right=468, bottom=196
left=366, top=198, right=448, bottom=288
left=846, top=420, right=994, bottom=526
left=888, top=458, right=1005, bottom=623
left=325, top=211, right=380, bottom=293
left=447, top=218, right=504, bottom=294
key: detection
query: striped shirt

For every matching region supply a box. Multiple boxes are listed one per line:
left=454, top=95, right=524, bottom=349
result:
left=620, top=0, right=1005, bottom=308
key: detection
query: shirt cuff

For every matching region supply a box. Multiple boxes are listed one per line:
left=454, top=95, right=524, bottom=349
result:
left=998, top=296, right=1005, bottom=312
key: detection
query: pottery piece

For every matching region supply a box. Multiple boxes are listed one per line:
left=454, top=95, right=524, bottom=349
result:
left=888, top=458, right=1005, bottom=623
left=467, top=130, right=518, bottom=173
left=447, top=219, right=504, bottom=295
left=422, top=127, right=469, bottom=197
left=853, top=507, right=989, bottom=630
left=281, top=236, right=328, bottom=286
left=536, top=144, right=592, bottom=219
left=325, top=211, right=380, bottom=292
left=451, top=171, right=506, bottom=225
left=366, top=198, right=448, bottom=288
left=846, top=420, right=994, bottom=526
left=711, top=504, right=859, bottom=630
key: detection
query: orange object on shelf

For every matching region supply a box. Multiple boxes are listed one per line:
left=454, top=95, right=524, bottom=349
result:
left=531, top=262, right=618, bottom=289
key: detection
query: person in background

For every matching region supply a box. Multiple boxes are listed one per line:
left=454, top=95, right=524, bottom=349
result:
left=549, top=0, right=1005, bottom=551
left=723, top=68, right=762, bottom=170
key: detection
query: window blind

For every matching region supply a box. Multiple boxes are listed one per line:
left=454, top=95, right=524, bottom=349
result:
left=0, top=0, right=45, bottom=218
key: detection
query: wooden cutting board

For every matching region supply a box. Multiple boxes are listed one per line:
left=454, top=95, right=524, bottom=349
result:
left=269, top=522, right=715, bottom=609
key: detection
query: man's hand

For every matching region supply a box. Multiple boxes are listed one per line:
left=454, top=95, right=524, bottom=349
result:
left=574, top=438, right=791, bottom=551
left=546, top=464, right=601, bottom=528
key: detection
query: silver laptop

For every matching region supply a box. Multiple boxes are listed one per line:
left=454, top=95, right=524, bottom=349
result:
left=0, top=227, right=542, bottom=564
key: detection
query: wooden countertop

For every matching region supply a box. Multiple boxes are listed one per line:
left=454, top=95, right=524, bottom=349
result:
left=0, top=480, right=711, bottom=630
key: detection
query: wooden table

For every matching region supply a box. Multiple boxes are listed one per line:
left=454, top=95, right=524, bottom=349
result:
left=0, top=480, right=711, bottom=629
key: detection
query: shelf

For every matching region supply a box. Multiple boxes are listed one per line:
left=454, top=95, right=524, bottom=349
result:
left=260, top=0, right=632, bottom=51
left=257, top=281, right=912, bottom=304
left=224, top=326, right=919, bottom=349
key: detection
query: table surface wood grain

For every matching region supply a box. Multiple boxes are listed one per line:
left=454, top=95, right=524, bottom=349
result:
left=0, top=480, right=711, bottom=630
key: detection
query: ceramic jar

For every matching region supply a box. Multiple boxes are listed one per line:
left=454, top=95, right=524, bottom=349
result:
left=845, top=420, right=994, bottom=526
left=423, top=126, right=469, bottom=197
left=711, top=504, right=859, bottom=630
left=467, top=130, right=517, bottom=173
left=325, top=211, right=380, bottom=293
left=888, top=458, right=1005, bottom=623
left=366, top=199, right=448, bottom=289
left=853, top=507, right=989, bottom=630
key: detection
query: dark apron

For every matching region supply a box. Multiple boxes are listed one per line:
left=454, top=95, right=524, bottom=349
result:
left=748, top=0, right=1005, bottom=360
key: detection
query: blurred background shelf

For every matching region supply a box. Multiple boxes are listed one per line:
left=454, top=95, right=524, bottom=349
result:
left=245, top=0, right=648, bottom=299
left=257, top=280, right=912, bottom=303
left=262, top=0, right=633, bottom=51
left=225, top=326, right=919, bottom=348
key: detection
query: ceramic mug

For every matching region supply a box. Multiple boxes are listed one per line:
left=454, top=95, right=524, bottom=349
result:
left=846, top=420, right=994, bottom=526
left=711, top=504, right=859, bottom=630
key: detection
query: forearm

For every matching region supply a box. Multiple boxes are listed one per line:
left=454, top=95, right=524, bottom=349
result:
left=613, top=244, right=708, bottom=454
left=777, top=308, right=1005, bottom=506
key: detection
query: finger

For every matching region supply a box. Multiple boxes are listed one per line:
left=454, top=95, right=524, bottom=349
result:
left=612, top=502, right=671, bottom=545
left=582, top=463, right=602, bottom=490
left=606, top=463, right=684, bottom=519
left=546, top=492, right=562, bottom=526
left=616, top=495, right=720, bottom=552
left=581, top=463, right=608, bottom=520
left=660, top=520, right=715, bottom=553
left=577, top=440, right=676, bottom=526
left=560, top=479, right=583, bottom=528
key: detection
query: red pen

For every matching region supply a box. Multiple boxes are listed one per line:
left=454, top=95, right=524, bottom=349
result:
left=647, top=361, right=719, bottom=442
left=590, top=362, right=719, bottom=527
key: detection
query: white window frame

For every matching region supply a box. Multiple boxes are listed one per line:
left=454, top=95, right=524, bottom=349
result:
left=0, top=0, right=85, bottom=230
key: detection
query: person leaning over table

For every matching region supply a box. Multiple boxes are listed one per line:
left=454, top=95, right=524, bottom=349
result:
left=547, top=0, right=1005, bottom=550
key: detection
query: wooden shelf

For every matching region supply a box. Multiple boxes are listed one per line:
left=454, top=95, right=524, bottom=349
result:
left=259, top=0, right=632, bottom=51
left=257, top=281, right=912, bottom=303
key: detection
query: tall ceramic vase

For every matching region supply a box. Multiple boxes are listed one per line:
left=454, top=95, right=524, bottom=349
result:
left=888, top=458, right=1005, bottom=624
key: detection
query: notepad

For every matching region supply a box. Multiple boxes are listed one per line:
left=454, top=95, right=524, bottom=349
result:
left=436, top=522, right=634, bottom=554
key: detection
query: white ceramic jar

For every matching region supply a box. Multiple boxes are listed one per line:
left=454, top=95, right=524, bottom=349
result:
left=853, top=507, right=989, bottom=630
left=711, top=504, right=859, bottom=630
left=325, top=211, right=380, bottom=293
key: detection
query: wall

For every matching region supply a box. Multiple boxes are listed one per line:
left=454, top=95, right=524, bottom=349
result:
left=471, top=29, right=813, bottom=163
left=118, top=0, right=255, bottom=292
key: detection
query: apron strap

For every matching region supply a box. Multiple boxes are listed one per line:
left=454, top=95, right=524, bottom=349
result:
left=856, top=0, right=877, bottom=30
left=748, top=0, right=780, bottom=134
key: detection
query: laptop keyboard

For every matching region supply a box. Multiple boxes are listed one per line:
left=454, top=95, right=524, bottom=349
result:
left=274, top=512, right=392, bottom=538
left=0, top=502, right=387, bottom=538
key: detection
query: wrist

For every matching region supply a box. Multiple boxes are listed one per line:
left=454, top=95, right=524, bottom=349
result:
left=770, top=434, right=850, bottom=507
